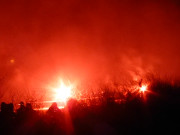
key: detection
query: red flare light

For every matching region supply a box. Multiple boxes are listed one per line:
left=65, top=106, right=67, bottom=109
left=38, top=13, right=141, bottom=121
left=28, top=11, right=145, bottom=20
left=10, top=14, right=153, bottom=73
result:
left=140, top=85, right=147, bottom=93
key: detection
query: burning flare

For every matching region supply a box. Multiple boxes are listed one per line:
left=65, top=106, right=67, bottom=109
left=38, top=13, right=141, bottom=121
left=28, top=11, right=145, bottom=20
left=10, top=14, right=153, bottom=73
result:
left=140, top=85, right=147, bottom=93
left=53, top=79, right=73, bottom=103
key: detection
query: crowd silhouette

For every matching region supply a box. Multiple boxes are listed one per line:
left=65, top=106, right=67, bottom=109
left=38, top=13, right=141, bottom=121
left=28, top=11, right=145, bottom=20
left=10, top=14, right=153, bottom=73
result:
left=0, top=80, right=180, bottom=135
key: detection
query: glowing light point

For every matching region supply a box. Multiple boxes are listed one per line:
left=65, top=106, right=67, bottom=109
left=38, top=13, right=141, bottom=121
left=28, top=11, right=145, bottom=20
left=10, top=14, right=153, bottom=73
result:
left=53, top=79, right=73, bottom=103
left=10, top=59, right=15, bottom=64
left=140, top=85, right=147, bottom=92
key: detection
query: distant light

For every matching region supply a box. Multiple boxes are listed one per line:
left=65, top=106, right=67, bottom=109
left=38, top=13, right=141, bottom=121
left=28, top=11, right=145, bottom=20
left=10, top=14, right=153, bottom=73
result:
left=140, top=85, right=147, bottom=92
left=10, top=59, right=15, bottom=64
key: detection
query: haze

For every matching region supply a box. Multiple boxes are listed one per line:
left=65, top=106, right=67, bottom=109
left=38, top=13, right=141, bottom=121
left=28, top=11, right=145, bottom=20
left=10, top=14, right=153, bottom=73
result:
left=0, top=0, right=180, bottom=102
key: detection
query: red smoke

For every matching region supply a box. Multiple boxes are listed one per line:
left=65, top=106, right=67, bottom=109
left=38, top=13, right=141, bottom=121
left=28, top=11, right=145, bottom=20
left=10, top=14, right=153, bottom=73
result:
left=0, top=0, right=180, bottom=102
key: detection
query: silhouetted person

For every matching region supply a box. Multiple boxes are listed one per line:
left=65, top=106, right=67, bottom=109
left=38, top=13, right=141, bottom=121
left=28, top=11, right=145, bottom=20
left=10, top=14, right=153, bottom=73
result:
left=47, top=102, right=63, bottom=126
left=0, top=102, right=15, bottom=117
left=48, top=102, right=60, bottom=113
left=0, top=102, right=6, bottom=114
left=16, top=101, right=27, bottom=124
left=0, top=102, right=15, bottom=135
left=46, top=102, right=64, bottom=135
left=17, top=101, right=25, bottom=114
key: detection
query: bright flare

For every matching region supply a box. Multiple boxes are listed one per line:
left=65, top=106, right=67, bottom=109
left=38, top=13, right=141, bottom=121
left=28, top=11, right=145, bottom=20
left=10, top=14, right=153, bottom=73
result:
left=140, top=85, right=147, bottom=92
left=53, top=79, right=73, bottom=103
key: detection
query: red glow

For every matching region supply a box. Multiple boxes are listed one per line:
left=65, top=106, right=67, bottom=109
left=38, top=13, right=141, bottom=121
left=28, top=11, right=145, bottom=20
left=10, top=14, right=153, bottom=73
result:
left=0, top=0, right=179, bottom=104
left=52, top=79, right=74, bottom=103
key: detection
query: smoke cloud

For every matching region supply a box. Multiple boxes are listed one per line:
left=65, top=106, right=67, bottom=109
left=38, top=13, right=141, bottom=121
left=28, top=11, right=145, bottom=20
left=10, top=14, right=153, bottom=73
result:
left=0, top=0, right=180, bottom=102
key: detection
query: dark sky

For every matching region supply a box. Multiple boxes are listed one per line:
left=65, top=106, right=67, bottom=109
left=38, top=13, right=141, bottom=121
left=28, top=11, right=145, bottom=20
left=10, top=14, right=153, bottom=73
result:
left=0, top=0, right=180, bottom=102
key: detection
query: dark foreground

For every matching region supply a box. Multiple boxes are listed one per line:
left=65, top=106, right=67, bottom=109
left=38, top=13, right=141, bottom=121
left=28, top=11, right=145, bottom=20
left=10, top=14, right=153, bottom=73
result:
left=0, top=80, right=180, bottom=135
